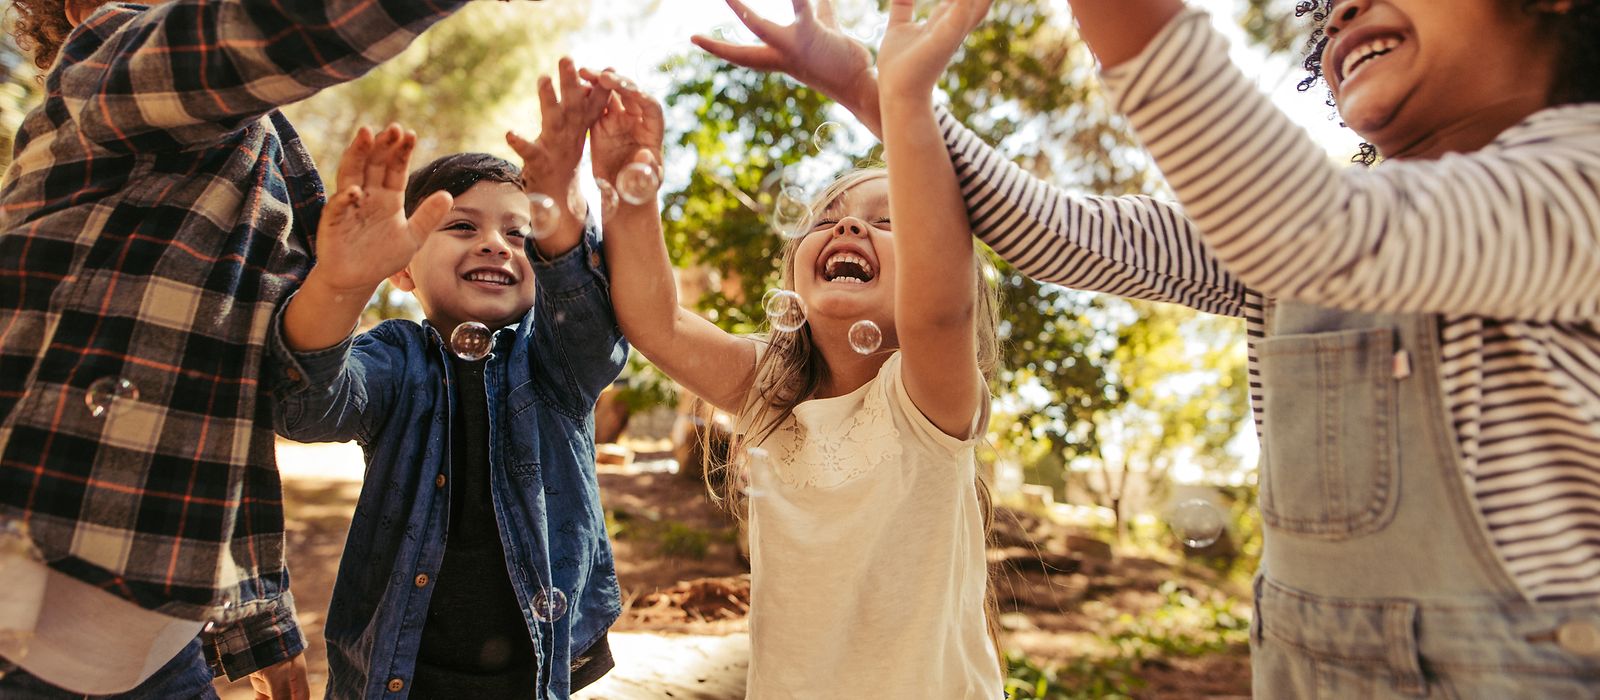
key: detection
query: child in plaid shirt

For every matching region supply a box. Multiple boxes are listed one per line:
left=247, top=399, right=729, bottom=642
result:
left=0, top=0, right=501, bottom=695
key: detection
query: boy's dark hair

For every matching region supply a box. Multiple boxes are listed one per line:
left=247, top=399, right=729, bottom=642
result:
left=1295, top=0, right=1600, bottom=165
left=404, top=152, right=522, bottom=216
left=9, top=0, right=74, bottom=70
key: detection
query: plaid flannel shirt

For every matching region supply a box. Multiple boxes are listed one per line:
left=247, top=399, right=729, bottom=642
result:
left=0, top=0, right=465, bottom=678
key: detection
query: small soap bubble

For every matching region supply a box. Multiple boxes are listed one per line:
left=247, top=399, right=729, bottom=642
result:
left=1170, top=499, right=1225, bottom=549
left=846, top=17, right=887, bottom=44
left=450, top=322, right=493, bottom=361
left=757, top=165, right=792, bottom=197
left=632, top=51, right=669, bottom=97
left=769, top=186, right=810, bottom=239
left=847, top=320, right=882, bottom=355
left=531, top=587, right=568, bottom=623
left=763, top=290, right=807, bottom=333
left=812, top=121, right=845, bottom=154
left=616, top=162, right=661, bottom=206
left=527, top=192, right=560, bottom=240
left=713, top=23, right=758, bottom=44
left=596, top=179, right=620, bottom=219
left=85, top=376, right=139, bottom=418
left=0, top=518, right=42, bottom=564
left=740, top=447, right=770, bottom=498
left=567, top=187, right=587, bottom=223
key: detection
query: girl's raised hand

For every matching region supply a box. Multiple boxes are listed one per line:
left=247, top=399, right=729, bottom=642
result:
left=877, top=0, right=992, bottom=101
left=691, top=0, right=882, bottom=135
left=312, top=124, right=452, bottom=296
left=506, top=57, right=612, bottom=208
left=583, top=68, right=665, bottom=209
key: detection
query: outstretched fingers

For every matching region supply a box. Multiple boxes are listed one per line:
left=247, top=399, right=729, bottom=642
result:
left=688, top=36, right=786, bottom=72
left=364, top=124, right=402, bottom=195
left=888, top=0, right=914, bottom=25
left=334, top=126, right=374, bottom=193
left=726, top=0, right=786, bottom=44
left=407, top=190, right=454, bottom=246
left=381, top=130, right=416, bottom=194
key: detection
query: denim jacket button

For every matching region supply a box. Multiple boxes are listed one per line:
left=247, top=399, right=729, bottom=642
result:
left=1557, top=620, right=1600, bottom=657
left=414, top=573, right=430, bottom=588
left=285, top=367, right=303, bottom=384
left=387, top=678, right=405, bottom=692
left=435, top=474, right=446, bottom=489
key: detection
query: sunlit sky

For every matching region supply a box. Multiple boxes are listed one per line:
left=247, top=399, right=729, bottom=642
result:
left=566, top=0, right=1363, bottom=160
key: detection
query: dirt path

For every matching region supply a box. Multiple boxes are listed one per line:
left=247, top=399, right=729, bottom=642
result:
left=216, top=439, right=1253, bottom=698
left=215, top=440, right=752, bottom=698
left=573, top=634, right=747, bottom=700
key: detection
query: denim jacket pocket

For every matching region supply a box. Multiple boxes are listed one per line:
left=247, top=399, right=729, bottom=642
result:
left=1258, top=326, right=1400, bottom=539
left=506, top=379, right=542, bottom=477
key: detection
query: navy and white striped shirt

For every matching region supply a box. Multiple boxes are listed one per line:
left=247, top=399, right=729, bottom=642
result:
left=939, top=10, right=1600, bottom=602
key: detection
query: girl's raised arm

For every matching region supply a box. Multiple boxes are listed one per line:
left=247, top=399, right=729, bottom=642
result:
left=587, top=73, right=760, bottom=413
left=877, top=0, right=992, bottom=438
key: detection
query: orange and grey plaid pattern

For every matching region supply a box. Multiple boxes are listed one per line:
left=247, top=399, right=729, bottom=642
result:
left=0, top=0, right=464, bottom=675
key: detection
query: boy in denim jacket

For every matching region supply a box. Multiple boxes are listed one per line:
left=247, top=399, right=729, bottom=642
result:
left=271, top=60, right=626, bottom=699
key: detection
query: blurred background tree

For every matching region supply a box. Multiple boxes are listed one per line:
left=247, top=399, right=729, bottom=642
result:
left=640, top=0, right=1259, bottom=530
left=0, top=0, right=1317, bottom=550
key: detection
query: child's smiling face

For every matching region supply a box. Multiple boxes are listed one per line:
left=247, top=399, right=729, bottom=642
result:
left=791, top=177, right=897, bottom=328
left=1320, top=0, right=1564, bottom=158
left=392, top=180, right=537, bottom=335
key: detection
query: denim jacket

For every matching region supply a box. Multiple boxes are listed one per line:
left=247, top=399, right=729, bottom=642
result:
left=269, top=225, right=627, bottom=699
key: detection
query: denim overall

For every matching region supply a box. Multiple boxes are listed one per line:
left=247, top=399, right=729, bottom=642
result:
left=1252, top=301, right=1600, bottom=698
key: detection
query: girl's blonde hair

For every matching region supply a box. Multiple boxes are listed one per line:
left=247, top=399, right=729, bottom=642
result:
left=704, top=167, right=1007, bottom=672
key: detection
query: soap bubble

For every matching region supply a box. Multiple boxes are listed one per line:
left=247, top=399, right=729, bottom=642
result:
left=531, top=587, right=568, bottom=622
left=527, top=192, right=559, bottom=239
left=847, top=320, right=882, bottom=355
left=616, top=162, right=661, bottom=205
left=86, top=377, right=139, bottom=418
left=763, top=290, right=807, bottom=333
left=450, top=322, right=493, bottom=361
left=1170, top=499, right=1225, bottom=548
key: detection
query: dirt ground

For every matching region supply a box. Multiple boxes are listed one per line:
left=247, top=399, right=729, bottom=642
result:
left=214, top=440, right=1251, bottom=699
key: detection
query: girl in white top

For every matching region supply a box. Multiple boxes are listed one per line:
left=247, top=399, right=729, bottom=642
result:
left=583, top=0, right=1004, bottom=695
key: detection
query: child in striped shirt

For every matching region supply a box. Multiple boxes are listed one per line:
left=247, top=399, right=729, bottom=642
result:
left=698, top=0, right=1600, bottom=695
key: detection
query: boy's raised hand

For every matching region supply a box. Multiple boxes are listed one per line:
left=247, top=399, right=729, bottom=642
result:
left=878, top=0, right=992, bottom=101
left=583, top=68, right=665, bottom=212
left=506, top=57, right=611, bottom=254
left=691, top=0, right=883, bottom=136
left=285, top=124, right=450, bottom=352
left=312, top=124, right=452, bottom=296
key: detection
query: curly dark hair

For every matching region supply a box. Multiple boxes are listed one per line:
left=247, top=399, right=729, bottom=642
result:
left=8, top=0, right=73, bottom=71
left=1295, top=0, right=1600, bottom=164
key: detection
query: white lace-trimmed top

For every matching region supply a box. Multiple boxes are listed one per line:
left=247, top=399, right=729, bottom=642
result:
left=743, top=352, right=1002, bottom=699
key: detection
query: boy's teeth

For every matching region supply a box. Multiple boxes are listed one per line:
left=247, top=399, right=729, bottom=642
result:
left=467, top=271, right=512, bottom=284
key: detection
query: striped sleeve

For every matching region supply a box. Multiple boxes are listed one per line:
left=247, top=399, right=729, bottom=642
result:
left=1102, top=10, right=1600, bottom=322
left=937, top=108, right=1248, bottom=318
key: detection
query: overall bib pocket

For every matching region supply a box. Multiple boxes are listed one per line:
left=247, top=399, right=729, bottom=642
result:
left=1258, top=327, right=1401, bottom=538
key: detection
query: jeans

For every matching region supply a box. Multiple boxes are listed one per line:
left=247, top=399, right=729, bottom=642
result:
left=0, top=636, right=217, bottom=699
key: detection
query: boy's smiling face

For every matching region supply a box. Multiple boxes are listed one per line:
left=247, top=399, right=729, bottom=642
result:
left=1319, top=0, right=1563, bottom=158
left=391, top=181, right=536, bottom=335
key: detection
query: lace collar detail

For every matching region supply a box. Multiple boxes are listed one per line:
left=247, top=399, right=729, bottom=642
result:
left=760, top=359, right=904, bottom=490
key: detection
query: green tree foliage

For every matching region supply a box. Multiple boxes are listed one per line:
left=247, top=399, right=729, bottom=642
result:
left=282, top=0, right=591, bottom=175
left=648, top=0, right=1206, bottom=482
left=1237, top=0, right=1314, bottom=57
left=280, top=0, right=592, bottom=323
left=1084, top=301, right=1249, bottom=539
